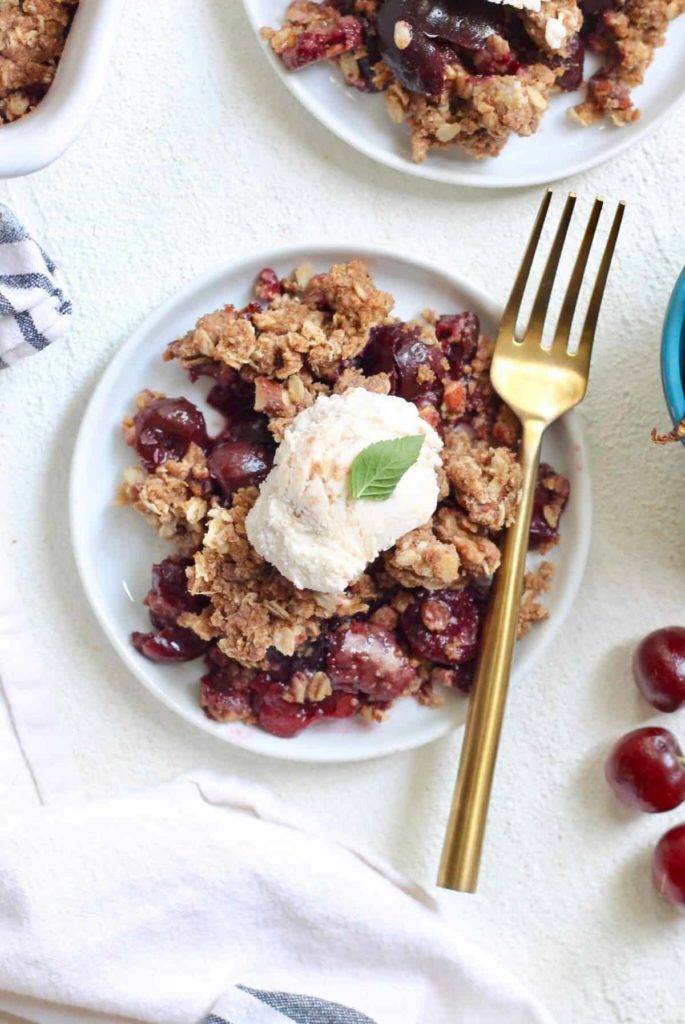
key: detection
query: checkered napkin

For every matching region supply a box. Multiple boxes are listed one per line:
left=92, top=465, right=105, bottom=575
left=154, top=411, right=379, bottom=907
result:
left=0, top=203, right=72, bottom=369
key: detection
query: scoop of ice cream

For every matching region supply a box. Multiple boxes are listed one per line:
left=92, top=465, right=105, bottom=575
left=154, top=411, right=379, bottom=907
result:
left=245, top=389, right=443, bottom=594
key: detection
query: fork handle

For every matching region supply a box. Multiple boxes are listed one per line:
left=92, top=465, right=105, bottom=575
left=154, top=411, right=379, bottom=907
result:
left=437, top=417, right=545, bottom=892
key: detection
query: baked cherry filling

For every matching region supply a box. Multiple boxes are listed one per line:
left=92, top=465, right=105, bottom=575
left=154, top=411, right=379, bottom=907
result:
left=132, top=557, right=210, bottom=664
left=529, top=463, right=570, bottom=551
left=327, top=621, right=418, bottom=699
left=132, top=397, right=209, bottom=471
left=400, top=585, right=484, bottom=665
left=208, top=441, right=274, bottom=501
left=279, top=11, right=363, bottom=70
left=362, top=323, right=445, bottom=405
left=124, top=261, right=569, bottom=737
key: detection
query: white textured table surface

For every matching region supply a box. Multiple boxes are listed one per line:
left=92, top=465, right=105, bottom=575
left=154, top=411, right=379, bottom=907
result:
left=3, top=3, right=685, bottom=1022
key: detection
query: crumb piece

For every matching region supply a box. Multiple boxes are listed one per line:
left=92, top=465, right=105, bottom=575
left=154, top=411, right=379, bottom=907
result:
left=652, top=417, right=685, bottom=445
left=443, top=431, right=522, bottom=531
left=434, top=506, right=501, bottom=577
left=287, top=670, right=333, bottom=704
left=518, top=562, right=555, bottom=638
left=333, top=366, right=391, bottom=396
left=117, top=443, right=211, bottom=554
left=383, top=522, right=461, bottom=590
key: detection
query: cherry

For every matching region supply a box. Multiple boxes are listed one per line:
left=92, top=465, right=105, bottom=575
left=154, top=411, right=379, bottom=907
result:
left=653, top=824, right=685, bottom=909
left=555, top=34, right=585, bottom=92
left=206, top=374, right=255, bottom=419
left=363, top=323, right=444, bottom=405
left=251, top=679, right=315, bottom=738
left=326, top=621, right=417, bottom=700
left=201, top=678, right=252, bottom=723
left=208, top=440, right=273, bottom=500
left=254, top=267, right=283, bottom=303
left=376, top=0, right=507, bottom=95
left=319, top=691, right=361, bottom=719
left=222, top=412, right=273, bottom=446
left=280, top=16, right=362, bottom=70
left=605, top=728, right=685, bottom=813
left=436, top=311, right=480, bottom=376
left=400, top=586, right=483, bottom=665
left=131, top=625, right=208, bottom=663
left=144, top=557, right=208, bottom=624
left=633, top=628, right=685, bottom=713
left=579, top=0, right=615, bottom=13
left=528, top=463, right=570, bottom=551
left=133, top=397, right=208, bottom=471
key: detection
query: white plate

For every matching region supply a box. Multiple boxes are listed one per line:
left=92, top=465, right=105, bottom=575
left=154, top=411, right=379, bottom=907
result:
left=243, top=0, right=685, bottom=188
left=70, top=244, right=591, bottom=762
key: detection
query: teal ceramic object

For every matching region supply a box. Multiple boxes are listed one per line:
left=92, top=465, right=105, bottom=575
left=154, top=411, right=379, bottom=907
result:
left=661, top=268, right=685, bottom=442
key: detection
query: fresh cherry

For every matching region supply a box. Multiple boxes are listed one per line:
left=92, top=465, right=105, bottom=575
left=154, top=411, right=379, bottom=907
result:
left=633, top=628, right=685, bottom=713
left=653, top=824, right=685, bottom=909
left=326, top=621, right=417, bottom=700
left=208, top=440, right=273, bottom=500
left=133, top=397, right=208, bottom=471
left=400, top=586, right=483, bottom=665
left=605, top=728, right=685, bottom=813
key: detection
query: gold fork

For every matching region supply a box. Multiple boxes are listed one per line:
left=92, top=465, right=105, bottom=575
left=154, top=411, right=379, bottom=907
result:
left=437, top=190, right=625, bottom=894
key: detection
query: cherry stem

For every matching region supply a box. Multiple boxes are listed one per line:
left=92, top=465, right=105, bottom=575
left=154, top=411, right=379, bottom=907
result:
left=678, top=757, right=685, bottom=768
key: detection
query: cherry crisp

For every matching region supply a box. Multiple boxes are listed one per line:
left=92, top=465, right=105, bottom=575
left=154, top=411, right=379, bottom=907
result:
left=262, top=0, right=685, bottom=162
left=119, top=260, right=569, bottom=738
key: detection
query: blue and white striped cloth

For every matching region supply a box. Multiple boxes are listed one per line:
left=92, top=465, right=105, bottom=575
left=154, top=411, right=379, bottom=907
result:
left=206, top=986, right=376, bottom=1023
left=0, top=204, right=72, bottom=370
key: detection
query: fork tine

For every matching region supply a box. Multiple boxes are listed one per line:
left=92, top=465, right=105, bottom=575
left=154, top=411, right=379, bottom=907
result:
left=497, top=189, right=553, bottom=345
left=550, top=197, right=604, bottom=354
left=574, top=202, right=626, bottom=373
left=524, top=192, right=577, bottom=347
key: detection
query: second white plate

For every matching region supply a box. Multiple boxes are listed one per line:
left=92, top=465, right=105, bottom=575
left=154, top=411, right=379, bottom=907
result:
left=70, top=244, right=591, bottom=762
left=243, top=0, right=685, bottom=188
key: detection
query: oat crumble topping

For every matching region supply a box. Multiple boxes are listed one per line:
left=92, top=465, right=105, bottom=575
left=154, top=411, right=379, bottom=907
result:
left=0, top=0, right=79, bottom=125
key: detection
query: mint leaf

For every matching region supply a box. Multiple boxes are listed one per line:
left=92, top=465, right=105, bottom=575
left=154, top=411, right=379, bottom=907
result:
left=348, top=435, right=424, bottom=501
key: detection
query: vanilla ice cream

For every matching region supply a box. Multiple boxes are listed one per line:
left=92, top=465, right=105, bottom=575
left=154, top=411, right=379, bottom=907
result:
left=245, top=389, right=443, bottom=594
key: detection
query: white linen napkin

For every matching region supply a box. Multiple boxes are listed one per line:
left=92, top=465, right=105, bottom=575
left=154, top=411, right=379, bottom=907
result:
left=0, top=204, right=72, bottom=369
left=0, top=537, right=554, bottom=1024
left=0, top=771, right=555, bottom=1024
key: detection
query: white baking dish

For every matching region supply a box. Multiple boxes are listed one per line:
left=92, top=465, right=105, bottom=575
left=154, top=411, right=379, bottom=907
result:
left=0, top=0, right=125, bottom=179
